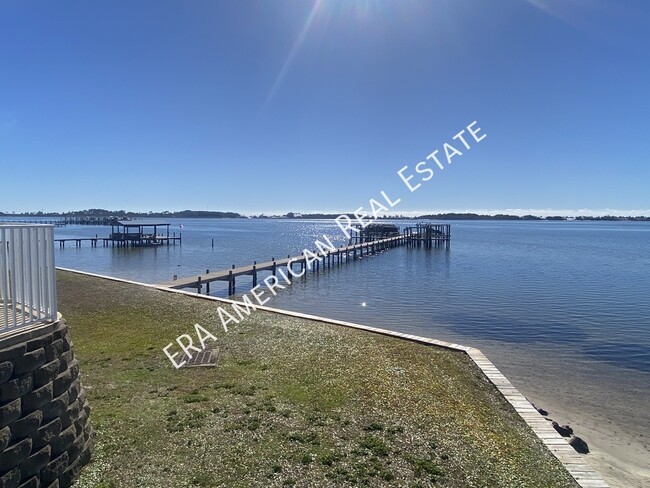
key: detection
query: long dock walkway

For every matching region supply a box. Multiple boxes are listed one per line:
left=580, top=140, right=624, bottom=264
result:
left=160, top=234, right=414, bottom=295
left=160, top=224, right=451, bottom=295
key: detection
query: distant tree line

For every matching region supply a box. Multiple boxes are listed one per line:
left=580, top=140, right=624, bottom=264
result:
left=0, top=209, right=243, bottom=218
left=1, top=209, right=648, bottom=221
left=274, top=212, right=650, bottom=221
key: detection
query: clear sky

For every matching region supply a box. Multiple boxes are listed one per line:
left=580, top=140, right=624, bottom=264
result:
left=1, top=0, right=649, bottom=216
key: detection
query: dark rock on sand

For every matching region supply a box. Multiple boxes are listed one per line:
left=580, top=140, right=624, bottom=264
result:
left=552, top=421, right=573, bottom=437
left=569, top=436, right=589, bottom=454
left=533, top=404, right=548, bottom=416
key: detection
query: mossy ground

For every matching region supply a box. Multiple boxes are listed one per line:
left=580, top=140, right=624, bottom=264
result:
left=57, top=270, right=577, bottom=487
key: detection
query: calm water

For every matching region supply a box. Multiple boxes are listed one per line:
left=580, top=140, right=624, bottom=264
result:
left=49, top=219, right=650, bottom=370
left=36, top=218, right=650, bottom=445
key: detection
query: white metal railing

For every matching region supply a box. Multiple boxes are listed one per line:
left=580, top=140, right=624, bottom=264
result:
left=0, top=224, right=57, bottom=335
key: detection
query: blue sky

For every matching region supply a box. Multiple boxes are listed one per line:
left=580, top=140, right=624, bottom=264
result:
left=1, top=0, right=649, bottom=216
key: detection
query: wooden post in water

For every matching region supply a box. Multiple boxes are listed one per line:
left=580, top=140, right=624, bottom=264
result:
left=205, top=269, right=210, bottom=294
left=231, top=264, right=236, bottom=293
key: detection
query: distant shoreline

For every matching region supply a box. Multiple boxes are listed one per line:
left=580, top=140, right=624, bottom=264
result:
left=1, top=209, right=649, bottom=221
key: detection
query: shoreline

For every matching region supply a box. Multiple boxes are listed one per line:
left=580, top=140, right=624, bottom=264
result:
left=57, top=267, right=645, bottom=487
left=530, top=397, right=649, bottom=488
left=57, top=267, right=608, bottom=487
left=478, top=341, right=649, bottom=488
left=57, top=269, right=583, bottom=487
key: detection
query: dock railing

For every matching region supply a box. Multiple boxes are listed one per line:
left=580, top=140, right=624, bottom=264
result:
left=0, top=224, right=57, bottom=336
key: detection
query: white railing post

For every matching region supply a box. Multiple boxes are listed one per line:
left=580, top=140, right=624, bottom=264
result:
left=0, top=224, right=57, bottom=335
left=0, top=225, right=9, bottom=328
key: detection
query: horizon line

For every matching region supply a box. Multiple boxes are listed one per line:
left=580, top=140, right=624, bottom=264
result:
left=2, top=207, right=650, bottom=218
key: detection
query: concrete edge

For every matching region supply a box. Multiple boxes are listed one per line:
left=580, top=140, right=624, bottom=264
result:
left=0, top=319, right=58, bottom=348
left=56, top=266, right=609, bottom=487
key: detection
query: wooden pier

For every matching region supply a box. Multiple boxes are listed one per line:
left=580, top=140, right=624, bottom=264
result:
left=350, top=223, right=401, bottom=244
left=0, top=219, right=67, bottom=227
left=404, top=223, right=451, bottom=248
left=61, top=216, right=121, bottom=226
left=55, top=236, right=181, bottom=248
left=0, top=216, right=122, bottom=227
left=55, top=220, right=181, bottom=248
left=159, top=224, right=451, bottom=296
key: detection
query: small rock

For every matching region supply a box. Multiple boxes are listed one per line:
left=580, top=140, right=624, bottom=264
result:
left=569, top=436, right=589, bottom=454
left=552, top=421, right=573, bottom=437
left=533, top=404, right=548, bottom=416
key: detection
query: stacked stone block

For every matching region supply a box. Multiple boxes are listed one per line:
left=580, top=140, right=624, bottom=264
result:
left=0, top=319, right=93, bottom=488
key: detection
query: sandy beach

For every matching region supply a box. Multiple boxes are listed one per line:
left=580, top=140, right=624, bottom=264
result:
left=478, top=340, right=650, bottom=488
left=541, top=400, right=650, bottom=488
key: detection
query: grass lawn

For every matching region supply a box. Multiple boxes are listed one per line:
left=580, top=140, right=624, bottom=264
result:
left=56, top=270, right=577, bottom=487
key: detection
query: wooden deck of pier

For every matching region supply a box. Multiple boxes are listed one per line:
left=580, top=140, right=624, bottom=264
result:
left=55, top=236, right=181, bottom=248
left=160, top=235, right=411, bottom=295
left=55, top=220, right=181, bottom=248
left=159, top=224, right=451, bottom=296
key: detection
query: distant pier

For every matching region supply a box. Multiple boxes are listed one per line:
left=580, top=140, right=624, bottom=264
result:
left=403, top=223, right=451, bottom=248
left=351, top=223, right=450, bottom=248
left=55, top=236, right=181, bottom=248
left=0, top=219, right=67, bottom=227
left=160, top=224, right=451, bottom=296
left=55, top=220, right=181, bottom=248
left=0, top=216, right=122, bottom=226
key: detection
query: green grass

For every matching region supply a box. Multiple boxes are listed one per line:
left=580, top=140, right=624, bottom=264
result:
left=57, top=270, right=577, bottom=487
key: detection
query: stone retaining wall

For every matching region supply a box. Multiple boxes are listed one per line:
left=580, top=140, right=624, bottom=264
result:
left=0, top=318, right=93, bottom=488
